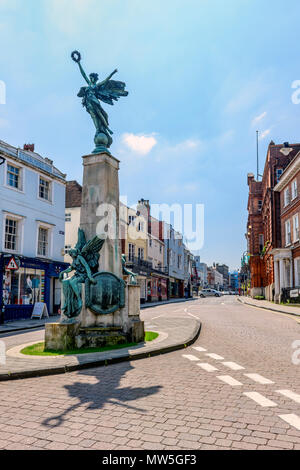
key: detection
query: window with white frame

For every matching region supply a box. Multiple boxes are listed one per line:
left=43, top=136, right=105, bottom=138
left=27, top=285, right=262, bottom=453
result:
left=292, top=179, right=298, bottom=200
left=138, top=247, right=144, bottom=260
left=295, top=258, right=300, bottom=286
left=39, top=177, right=51, bottom=201
left=285, top=219, right=292, bottom=246
left=128, top=243, right=135, bottom=262
left=4, top=217, right=19, bottom=251
left=293, top=214, right=299, bottom=242
left=37, top=227, right=49, bottom=257
left=6, top=163, right=22, bottom=190
left=284, top=188, right=291, bottom=207
left=65, top=213, right=71, bottom=222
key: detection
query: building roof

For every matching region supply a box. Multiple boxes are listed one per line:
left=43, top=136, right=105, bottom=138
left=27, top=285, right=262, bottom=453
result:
left=0, top=139, right=66, bottom=182
left=273, top=151, right=300, bottom=192
left=66, top=180, right=82, bottom=208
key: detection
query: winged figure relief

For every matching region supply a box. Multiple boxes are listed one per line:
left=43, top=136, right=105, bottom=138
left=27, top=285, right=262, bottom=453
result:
left=59, top=229, right=105, bottom=319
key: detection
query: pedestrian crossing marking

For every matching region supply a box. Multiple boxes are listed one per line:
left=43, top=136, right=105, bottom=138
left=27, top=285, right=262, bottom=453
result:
left=182, top=354, right=199, bottom=362
left=217, top=375, right=243, bottom=387
left=244, top=373, right=274, bottom=385
left=192, top=347, right=207, bottom=352
left=206, top=353, right=224, bottom=360
left=277, top=390, right=300, bottom=404
left=279, top=414, right=300, bottom=431
left=244, top=392, right=278, bottom=407
left=197, top=363, right=219, bottom=372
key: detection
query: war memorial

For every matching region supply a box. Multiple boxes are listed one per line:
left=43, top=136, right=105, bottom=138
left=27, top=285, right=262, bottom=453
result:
left=45, top=51, right=145, bottom=351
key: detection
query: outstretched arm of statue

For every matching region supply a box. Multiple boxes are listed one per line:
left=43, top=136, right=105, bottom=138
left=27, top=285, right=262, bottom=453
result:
left=78, top=255, right=97, bottom=284
left=77, top=62, right=90, bottom=85
left=98, top=69, right=118, bottom=87
left=59, top=266, right=73, bottom=281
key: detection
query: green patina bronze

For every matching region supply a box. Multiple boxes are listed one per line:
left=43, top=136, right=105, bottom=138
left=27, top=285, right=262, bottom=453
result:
left=122, top=254, right=138, bottom=285
left=59, top=229, right=126, bottom=321
left=71, top=50, right=128, bottom=154
left=85, top=272, right=125, bottom=315
left=59, top=228, right=104, bottom=320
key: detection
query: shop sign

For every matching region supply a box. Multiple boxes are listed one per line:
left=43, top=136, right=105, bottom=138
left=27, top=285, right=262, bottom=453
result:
left=290, top=289, right=300, bottom=298
left=6, top=257, right=19, bottom=271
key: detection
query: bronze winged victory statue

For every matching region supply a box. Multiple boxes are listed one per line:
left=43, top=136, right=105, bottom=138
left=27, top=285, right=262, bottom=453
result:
left=71, top=50, right=128, bottom=154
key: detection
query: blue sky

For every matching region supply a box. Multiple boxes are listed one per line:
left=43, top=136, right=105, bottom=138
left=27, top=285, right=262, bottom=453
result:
left=1, top=0, right=300, bottom=270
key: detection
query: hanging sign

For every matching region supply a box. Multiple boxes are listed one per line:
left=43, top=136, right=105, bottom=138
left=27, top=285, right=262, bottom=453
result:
left=6, top=257, right=19, bottom=271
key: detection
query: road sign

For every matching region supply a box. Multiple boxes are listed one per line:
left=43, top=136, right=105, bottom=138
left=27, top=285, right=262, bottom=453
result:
left=6, top=257, right=19, bottom=271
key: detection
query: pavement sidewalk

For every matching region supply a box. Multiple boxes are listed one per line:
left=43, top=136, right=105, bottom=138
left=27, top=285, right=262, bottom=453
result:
left=0, top=315, right=201, bottom=381
left=0, top=297, right=196, bottom=334
left=238, top=296, right=300, bottom=317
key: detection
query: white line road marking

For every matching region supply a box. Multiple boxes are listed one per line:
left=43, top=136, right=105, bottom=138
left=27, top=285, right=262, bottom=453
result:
left=244, top=392, right=278, bottom=407
left=182, top=354, right=199, bottom=362
left=188, top=312, right=200, bottom=320
left=244, top=373, right=274, bottom=385
left=192, top=347, right=207, bottom=352
left=151, top=316, right=162, bottom=320
left=217, top=375, right=243, bottom=387
left=222, top=361, right=245, bottom=371
left=277, top=390, right=300, bottom=404
left=279, top=414, right=300, bottom=431
left=206, top=353, right=224, bottom=360
left=197, top=363, right=219, bottom=372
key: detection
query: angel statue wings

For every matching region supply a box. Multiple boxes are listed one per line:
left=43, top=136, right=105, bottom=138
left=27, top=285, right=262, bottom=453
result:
left=71, top=50, right=128, bottom=154
left=59, top=229, right=105, bottom=320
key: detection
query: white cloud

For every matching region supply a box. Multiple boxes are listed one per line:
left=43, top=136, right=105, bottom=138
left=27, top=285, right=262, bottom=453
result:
left=259, top=129, right=271, bottom=140
left=252, top=111, right=267, bottom=126
left=122, top=133, right=157, bottom=155
left=0, top=118, right=9, bottom=128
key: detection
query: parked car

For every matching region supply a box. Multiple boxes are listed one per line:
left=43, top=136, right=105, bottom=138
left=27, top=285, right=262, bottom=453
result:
left=200, top=289, right=222, bottom=298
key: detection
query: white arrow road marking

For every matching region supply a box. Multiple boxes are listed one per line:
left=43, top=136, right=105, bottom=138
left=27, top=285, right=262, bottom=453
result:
left=276, top=390, right=300, bottom=404
left=222, top=361, right=245, bottom=371
left=217, top=375, right=243, bottom=387
left=192, top=346, right=207, bottom=352
left=206, top=353, right=224, bottom=360
left=197, top=363, right=219, bottom=372
left=182, top=354, right=200, bottom=362
left=244, top=392, right=278, bottom=407
left=279, top=414, right=300, bottom=431
left=244, top=373, right=274, bottom=385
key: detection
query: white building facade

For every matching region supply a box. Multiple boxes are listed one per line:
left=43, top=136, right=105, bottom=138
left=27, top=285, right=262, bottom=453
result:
left=0, top=140, right=67, bottom=320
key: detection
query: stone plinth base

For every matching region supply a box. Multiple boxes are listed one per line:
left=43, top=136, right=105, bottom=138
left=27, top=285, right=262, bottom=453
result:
left=75, top=326, right=128, bottom=349
left=131, top=321, right=145, bottom=343
left=45, top=322, right=80, bottom=351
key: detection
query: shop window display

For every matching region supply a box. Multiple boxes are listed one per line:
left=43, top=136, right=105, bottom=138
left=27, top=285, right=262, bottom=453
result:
left=2, top=268, right=44, bottom=305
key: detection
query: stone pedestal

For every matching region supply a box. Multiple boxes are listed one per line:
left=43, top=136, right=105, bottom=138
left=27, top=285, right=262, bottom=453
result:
left=45, top=322, right=80, bottom=351
left=80, top=152, right=121, bottom=277
left=45, top=151, right=145, bottom=351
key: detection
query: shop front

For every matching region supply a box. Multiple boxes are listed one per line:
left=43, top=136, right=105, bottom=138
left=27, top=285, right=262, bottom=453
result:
left=147, top=274, right=168, bottom=302
left=169, top=277, right=184, bottom=298
left=0, top=254, right=68, bottom=321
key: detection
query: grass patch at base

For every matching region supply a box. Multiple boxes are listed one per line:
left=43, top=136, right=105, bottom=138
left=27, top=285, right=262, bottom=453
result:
left=145, top=331, right=159, bottom=341
left=21, top=331, right=159, bottom=356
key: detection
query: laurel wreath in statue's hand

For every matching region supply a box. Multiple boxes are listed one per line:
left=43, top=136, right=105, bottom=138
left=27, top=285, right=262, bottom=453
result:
left=71, top=50, right=81, bottom=63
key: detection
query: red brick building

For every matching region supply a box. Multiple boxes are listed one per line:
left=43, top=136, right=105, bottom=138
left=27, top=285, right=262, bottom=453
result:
left=272, top=151, right=300, bottom=301
left=247, top=141, right=300, bottom=300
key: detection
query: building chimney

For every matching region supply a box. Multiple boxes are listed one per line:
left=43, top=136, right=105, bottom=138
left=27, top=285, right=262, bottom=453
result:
left=247, top=173, right=255, bottom=186
left=23, top=143, right=35, bottom=152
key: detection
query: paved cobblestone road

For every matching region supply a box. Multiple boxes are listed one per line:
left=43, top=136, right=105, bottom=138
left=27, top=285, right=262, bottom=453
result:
left=0, top=297, right=299, bottom=450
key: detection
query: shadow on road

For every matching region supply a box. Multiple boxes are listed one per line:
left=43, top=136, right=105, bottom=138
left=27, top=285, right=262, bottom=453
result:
left=42, top=361, right=161, bottom=428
